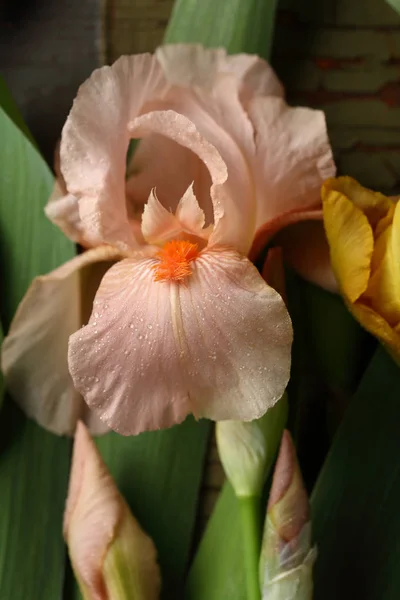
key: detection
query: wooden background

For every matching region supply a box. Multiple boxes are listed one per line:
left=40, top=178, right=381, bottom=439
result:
left=1, top=0, right=400, bottom=524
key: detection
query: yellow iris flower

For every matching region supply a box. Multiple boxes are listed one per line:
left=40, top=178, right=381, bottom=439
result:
left=322, top=176, right=400, bottom=362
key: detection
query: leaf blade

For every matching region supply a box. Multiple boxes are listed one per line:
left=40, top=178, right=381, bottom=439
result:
left=312, top=346, right=400, bottom=600
left=165, top=0, right=278, bottom=59
left=0, top=104, right=75, bottom=599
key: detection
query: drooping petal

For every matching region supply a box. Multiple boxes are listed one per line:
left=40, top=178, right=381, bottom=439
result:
left=1, top=246, right=121, bottom=435
left=248, top=97, right=335, bottom=229
left=65, top=422, right=160, bottom=600
left=68, top=249, right=292, bottom=435
left=156, top=44, right=283, bottom=99
left=323, top=186, right=374, bottom=303
left=61, top=54, right=168, bottom=249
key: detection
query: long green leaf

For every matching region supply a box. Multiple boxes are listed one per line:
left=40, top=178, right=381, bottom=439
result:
left=0, top=105, right=75, bottom=599
left=185, top=484, right=246, bottom=600
left=0, top=322, right=3, bottom=411
left=0, top=75, right=35, bottom=145
left=312, top=347, right=400, bottom=600
left=386, top=0, right=400, bottom=15
left=285, top=270, right=375, bottom=488
left=165, top=0, right=278, bottom=59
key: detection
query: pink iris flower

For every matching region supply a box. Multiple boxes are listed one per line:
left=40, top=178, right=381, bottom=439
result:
left=1, top=45, right=335, bottom=436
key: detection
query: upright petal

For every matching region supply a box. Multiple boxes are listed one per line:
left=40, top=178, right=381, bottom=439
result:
left=1, top=247, right=121, bottom=435
left=129, top=109, right=255, bottom=254
left=68, top=249, right=292, bottom=435
left=125, top=133, right=214, bottom=225
left=248, top=97, right=335, bottom=229
left=142, top=186, right=209, bottom=246
left=156, top=44, right=283, bottom=99
left=61, top=54, right=167, bottom=249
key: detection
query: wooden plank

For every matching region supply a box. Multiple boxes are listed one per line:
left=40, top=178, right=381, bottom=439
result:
left=273, top=0, right=400, bottom=194
left=106, top=0, right=175, bottom=62
left=0, top=0, right=101, bottom=160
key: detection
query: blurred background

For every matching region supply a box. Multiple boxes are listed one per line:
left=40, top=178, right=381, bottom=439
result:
left=1, top=0, right=400, bottom=192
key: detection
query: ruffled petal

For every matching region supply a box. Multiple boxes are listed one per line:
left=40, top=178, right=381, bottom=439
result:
left=45, top=184, right=86, bottom=244
left=156, top=44, right=283, bottom=99
left=133, top=48, right=262, bottom=252
left=68, top=249, right=292, bottom=435
left=248, top=97, right=335, bottom=229
left=1, top=247, right=121, bottom=435
left=44, top=140, right=88, bottom=245
left=61, top=54, right=167, bottom=249
left=129, top=109, right=255, bottom=253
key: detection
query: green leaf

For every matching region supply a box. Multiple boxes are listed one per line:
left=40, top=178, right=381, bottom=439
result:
left=185, top=484, right=246, bottom=600
left=0, top=322, right=3, bottom=412
left=386, top=0, right=400, bottom=15
left=0, top=75, right=35, bottom=145
left=312, top=346, right=400, bottom=600
left=0, top=105, right=75, bottom=599
left=285, top=270, right=375, bottom=489
left=165, top=0, right=278, bottom=59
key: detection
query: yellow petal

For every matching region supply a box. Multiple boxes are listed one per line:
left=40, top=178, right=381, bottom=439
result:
left=323, top=187, right=374, bottom=303
left=365, top=210, right=400, bottom=327
left=322, top=176, right=393, bottom=228
left=350, top=302, right=400, bottom=364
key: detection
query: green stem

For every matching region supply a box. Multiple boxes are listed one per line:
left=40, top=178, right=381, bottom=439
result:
left=239, top=496, right=262, bottom=600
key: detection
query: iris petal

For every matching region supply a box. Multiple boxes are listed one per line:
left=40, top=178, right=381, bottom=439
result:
left=68, top=249, right=292, bottom=435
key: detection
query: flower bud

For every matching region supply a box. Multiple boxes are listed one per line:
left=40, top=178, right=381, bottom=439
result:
left=216, top=394, right=288, bottom=498
left=64, top=421, right=161, bottom=600
left=260, top=430, right=316, bottom=600
left=322, top=176, right=400, bottom=363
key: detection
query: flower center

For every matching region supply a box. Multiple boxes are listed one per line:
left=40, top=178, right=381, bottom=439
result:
left=153, top=240, right=200, bottom=283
